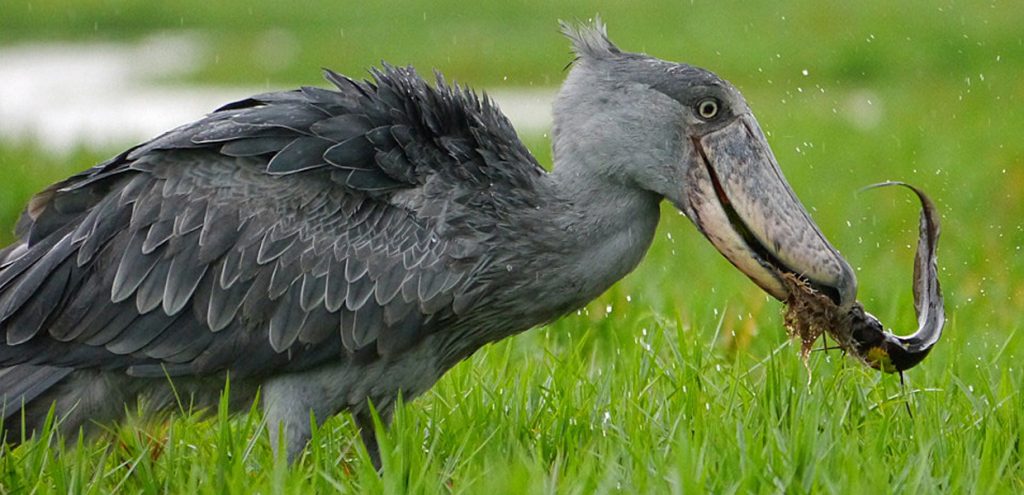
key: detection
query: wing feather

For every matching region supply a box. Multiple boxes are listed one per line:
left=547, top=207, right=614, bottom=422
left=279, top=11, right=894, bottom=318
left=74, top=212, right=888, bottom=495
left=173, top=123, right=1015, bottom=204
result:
left=111, top=229, right=161, bottom=303
left=2, top=260, right=73, bottom=346
left=268, top=286, right=308, bottom=352
left=0, top=233, right=76, bottom=332
left=104, top=307, right=179, bottom=355
left=299, top=273, right=326, bottom=312
left=0, top=62, right=545, bottom=377
left=207, top=274, right=251, bottom=332
left=266, top=137, right=331, bottom=175
left=323, top=261, right=349, bottom=312
left=163, top=236, right=209, bottom=316
left=135, top=257, right=171, bottom=314
left=198, top=205, right=241, bottom=263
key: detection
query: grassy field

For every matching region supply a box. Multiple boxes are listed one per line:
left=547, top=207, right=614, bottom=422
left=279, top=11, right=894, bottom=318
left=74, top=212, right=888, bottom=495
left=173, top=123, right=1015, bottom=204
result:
left=1, top=1, right=1023, bottom=493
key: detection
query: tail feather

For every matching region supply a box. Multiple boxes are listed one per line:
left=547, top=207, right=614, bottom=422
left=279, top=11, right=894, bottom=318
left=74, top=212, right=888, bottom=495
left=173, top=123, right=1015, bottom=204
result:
left=0, top=365, right=73, bottom=421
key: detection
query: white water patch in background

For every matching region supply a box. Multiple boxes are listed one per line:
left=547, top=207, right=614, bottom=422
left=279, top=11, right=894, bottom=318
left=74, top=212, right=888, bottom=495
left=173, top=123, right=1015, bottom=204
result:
left=0, top=33, right=556, bottom=155
left=841, top=89, right=883, bottom=131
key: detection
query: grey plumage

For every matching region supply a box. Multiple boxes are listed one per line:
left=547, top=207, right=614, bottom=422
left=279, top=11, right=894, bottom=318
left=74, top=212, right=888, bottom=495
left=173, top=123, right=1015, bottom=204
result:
left=1, top=53, right=548, bottom=458
left=0, top=365, right=72, bottom=416
left=0, top=19, right=862, bottom=469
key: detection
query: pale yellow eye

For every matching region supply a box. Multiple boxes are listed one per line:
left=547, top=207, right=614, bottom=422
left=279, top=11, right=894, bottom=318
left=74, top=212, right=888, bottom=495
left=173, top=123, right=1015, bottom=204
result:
left=697, top=98, right=719, bottom=119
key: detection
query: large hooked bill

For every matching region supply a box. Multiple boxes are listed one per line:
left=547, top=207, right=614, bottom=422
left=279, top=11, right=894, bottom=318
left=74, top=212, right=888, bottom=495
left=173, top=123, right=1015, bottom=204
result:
left=782, top=182, right=944, bottom=373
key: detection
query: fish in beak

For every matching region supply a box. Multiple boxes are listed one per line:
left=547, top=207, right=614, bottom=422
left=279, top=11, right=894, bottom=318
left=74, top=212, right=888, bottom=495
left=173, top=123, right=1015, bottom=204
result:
left=783, top=182, right=944, bottom=373
left=679, top=114, right=944, bottom=373
left=680, top=113, right=858, bottom=309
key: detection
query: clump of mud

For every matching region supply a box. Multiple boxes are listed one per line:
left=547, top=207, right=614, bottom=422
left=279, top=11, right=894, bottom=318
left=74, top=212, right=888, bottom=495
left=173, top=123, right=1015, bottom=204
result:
left=781, top=273, right=859, bottom=363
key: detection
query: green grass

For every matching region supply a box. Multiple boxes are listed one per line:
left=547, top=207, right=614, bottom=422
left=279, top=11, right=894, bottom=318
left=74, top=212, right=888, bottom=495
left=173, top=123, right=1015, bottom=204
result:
left=2, top=1, right=1024, bottom=493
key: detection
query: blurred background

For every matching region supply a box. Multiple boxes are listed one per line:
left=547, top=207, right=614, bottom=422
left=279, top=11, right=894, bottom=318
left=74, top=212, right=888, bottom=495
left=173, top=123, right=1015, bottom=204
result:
left=0, top=0, right=1021, bottom=364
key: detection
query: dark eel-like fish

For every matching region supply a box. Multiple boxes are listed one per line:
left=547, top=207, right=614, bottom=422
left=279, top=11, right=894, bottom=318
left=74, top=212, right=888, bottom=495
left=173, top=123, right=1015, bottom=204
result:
left=784, top=182, right=944, bottom=373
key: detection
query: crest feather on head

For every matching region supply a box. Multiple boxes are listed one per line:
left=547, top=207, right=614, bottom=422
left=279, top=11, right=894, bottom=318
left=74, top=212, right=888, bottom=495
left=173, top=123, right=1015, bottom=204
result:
left=559, top=16, right=621, bottom=61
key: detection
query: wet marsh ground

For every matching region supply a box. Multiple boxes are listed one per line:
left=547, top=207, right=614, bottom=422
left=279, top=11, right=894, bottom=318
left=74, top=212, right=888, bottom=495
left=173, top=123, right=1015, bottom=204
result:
left=1, top=1, right=1023, bottom=492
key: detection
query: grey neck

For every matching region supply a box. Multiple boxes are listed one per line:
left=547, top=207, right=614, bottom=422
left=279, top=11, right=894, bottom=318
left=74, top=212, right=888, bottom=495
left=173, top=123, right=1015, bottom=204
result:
left=435, top=153, right=664, bottom=369
left=530, top=156, right=662, bottom=303
left=548, top=163, right=660, bottom=238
